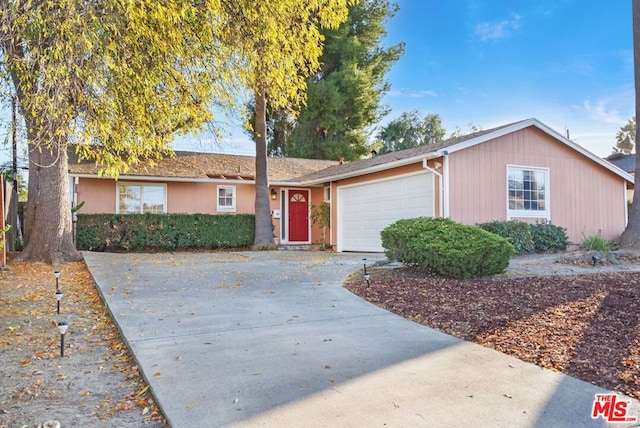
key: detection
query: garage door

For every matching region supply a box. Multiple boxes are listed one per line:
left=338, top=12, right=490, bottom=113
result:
left=337, top=172, right=434, bottom=252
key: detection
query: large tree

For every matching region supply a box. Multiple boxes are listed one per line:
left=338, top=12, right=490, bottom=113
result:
left=0, top=0, right=233, bottom=263
left=377, top=111, right=446, bottom=153
left=221, top=0, right=350, bottom=248
left=264, top=0, right=404, bottom=161
left=620, top=0, right=640, bottom=248
left=612, top=117, right=636, bottom=154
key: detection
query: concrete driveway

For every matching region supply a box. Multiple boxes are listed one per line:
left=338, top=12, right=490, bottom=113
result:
left=84, top=251, right=640, bottom=427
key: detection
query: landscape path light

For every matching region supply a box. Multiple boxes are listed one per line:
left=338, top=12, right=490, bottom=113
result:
left=54, top=270, right=61, bottom=291
left=363, top=258, right=370, bottom=288
left=55, top=290, right=63, bottom=314
left=57, top=321, right=68, bottom=357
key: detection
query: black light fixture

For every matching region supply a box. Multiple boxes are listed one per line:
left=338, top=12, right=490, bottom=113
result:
left=363, top=258, right=370, bottom=288
left=54, top=270, right=61, bottom=291
left=57, top=321, right=68, bottom=357
left=55, top=290, right=63, bottom=314
left=270, top=188, right=277, bottom=200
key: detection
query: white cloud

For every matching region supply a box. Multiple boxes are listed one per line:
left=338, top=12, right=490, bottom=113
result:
left=573, top=99, right=628, bottom=125
left=475, top=15, right=522, bottom=41
left=387, top=89, right=438, bottom=98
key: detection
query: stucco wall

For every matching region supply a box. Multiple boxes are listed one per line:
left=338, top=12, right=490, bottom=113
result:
left=447, top=127, right=628, bottom=244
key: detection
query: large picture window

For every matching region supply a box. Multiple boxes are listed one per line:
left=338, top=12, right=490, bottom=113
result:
left=118, top=183, right=166, bottom=214
left=217, top=186, right=236, bottom=212
left=507, top=166, right=549, bottom=219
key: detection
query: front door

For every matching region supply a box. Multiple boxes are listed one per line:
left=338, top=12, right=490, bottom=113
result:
left=288, top=190, right=309, bottom=242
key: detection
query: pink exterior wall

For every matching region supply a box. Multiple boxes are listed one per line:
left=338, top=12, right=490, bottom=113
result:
left=75, top=178, right=117, bottom=213
left=309, top=187, right=325, bottom=244
left=75, top=178, right=302, bottom=244
left=447, top=127, right=628, bottom=244
left=327, top=163, right=428, bottom=249
left=167, top=182, right=255, bottom=214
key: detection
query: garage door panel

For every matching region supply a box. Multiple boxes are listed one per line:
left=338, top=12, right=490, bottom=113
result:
left=338, top=173, right=434, bottom=252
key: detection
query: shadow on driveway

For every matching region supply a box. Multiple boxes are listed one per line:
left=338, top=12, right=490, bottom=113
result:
left=84, top=251, right=640, bottom=427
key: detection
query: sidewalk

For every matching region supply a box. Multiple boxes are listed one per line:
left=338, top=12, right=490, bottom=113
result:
left=84, top=251, right=640, bottom=427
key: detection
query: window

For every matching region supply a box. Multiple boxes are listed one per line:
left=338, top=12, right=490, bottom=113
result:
left=507, top=166, right=549, bottom=218
left=118, top=183, right=166, bottom=214
left=217, top=186, right=236, bottom=212
left=323, top=186, right=331, bottom=202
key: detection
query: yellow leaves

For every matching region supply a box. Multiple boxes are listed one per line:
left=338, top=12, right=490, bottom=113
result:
left=187, top=402, right=196, bottom=409
left=224, top=0, right=350, bottom=112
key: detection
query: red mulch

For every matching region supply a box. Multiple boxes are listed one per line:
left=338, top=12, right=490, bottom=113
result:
left=345, top=268, right=640, bottom=400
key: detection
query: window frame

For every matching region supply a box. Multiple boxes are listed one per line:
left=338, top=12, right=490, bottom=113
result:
left=323, top=186, right=331, bottom=203
left=116, top=182, right=167, bottom=214
left=506, top=165, right=550, bottom=220
left=217, top=185, right=237, bottom=212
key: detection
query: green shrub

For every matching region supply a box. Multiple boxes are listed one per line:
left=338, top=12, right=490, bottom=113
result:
left=381, top=217, right=514, bottom=279
left=76, top=213, right=255, bottom=251
left=478, top=220, right=569, bottom=254
left=529, top=221, right=569, bottom=253
left=478, top=220, right=534, bottom=254
left=581, top=232, right=612, bottom=252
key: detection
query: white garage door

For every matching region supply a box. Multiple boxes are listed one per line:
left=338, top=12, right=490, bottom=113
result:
left=338, top=172, right=434, bottom=252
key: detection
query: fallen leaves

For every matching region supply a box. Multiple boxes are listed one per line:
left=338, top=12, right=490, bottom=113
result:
left=0, top=259, right=166, bottom=426
left=346, top=268, right=640, bottom=400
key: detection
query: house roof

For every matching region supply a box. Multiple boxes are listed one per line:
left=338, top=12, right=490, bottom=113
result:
left=68, top=151, right=339, bottom=183
left=605, top=152, right=636, bottom=174
left=68, top=119, right=635, bottom=186
left=296, top=118, right=635, bottom=185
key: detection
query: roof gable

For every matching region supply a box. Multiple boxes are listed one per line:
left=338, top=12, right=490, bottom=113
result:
left=296, top=118, right=634, bottom=185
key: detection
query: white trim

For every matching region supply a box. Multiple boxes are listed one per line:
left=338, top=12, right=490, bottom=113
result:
left=116, top=181, right=167, bottom=214
left=216, top=185, right=236, bottom=212
left=323, top=186, right=331, bottom=203
left=69, top=173, right=323, bottom=188
left=280, top=187, right=312, bottom=244
left=299, top=118, right=635, bottom=186
left=624, top=181, right=629, bottom=227
left=300, top=154, right=442, bottom=186
left=505, top=165, right=551, bottom=221
left=442, top=154, right=450, bottom=217
left=336, top=170, right=434, bottom=252
left=422, top=159, right=443, bottom=218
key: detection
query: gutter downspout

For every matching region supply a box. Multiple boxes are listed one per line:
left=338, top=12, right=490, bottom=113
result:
left=422, top=159, right=443, bottom=218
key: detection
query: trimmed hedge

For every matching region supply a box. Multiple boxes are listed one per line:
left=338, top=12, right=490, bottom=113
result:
left=381, top=217, right=514, bottom=279
left=478, top=220, right=569, bottom=254
left=76, top=213, right=255, bottom=251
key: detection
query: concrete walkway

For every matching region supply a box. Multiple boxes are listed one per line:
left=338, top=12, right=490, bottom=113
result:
left=84, top=251, right=640, bottom=427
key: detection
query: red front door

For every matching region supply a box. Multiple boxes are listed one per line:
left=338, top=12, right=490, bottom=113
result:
left=288, top=190, right=309, bottom=242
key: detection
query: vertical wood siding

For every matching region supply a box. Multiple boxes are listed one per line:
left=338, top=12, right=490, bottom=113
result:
left=448, top=127, right=627, bottom=244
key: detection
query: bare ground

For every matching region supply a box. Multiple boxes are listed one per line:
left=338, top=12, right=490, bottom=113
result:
left=0, top=259, right=166, bottom=428
left=3, top=252, right=639, bottom=427
left=345, top=252, right=640, bottom=401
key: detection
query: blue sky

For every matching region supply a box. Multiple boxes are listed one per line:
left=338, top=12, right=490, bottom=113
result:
left=381, top=0, right=634, bottom=156
left=182, top=0, right=634, bottom=158
left=2, top=1, right=634, bottom=165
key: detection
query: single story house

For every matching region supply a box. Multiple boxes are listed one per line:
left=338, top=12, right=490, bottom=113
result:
left=69, top=118, right=634, bottom=252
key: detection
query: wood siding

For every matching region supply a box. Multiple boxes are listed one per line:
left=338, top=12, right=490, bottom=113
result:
left=448, top=127, right=627, bottom=244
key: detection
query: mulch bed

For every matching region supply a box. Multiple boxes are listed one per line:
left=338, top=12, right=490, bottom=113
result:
left=345, top=268, right=640, bottom=400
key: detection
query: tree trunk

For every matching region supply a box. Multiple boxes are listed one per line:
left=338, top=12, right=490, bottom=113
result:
left=620, top=0, right=640, bottom=249
left=14, top=135, right=82, bottom=264
left=253, top=86, right=276, bottom=249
